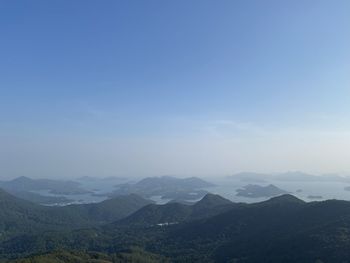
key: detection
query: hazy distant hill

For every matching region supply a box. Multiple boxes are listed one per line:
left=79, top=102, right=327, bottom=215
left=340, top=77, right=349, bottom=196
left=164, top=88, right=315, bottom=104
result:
left=229, top=171, right=350, bottom=183
left=236, top=184, right=288, bottom=198
left=228, top=172, right=269, bottom=182
left=6, top=190, right=73, bottom=205
left=76, top=176, right=129, bottom=182
left=273, top=171, right=348, bottom=182
left=0, top=176, right=90, bottom=195
left=111, top=176, right=215, bottom=201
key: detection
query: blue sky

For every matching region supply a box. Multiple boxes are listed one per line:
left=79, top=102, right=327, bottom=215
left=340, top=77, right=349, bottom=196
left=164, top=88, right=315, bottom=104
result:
left=1, top=1, right=350, bottom=178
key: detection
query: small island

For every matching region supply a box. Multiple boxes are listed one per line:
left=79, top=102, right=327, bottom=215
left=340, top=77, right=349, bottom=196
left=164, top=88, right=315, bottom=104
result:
left=236, top=184, right=288, bottom=198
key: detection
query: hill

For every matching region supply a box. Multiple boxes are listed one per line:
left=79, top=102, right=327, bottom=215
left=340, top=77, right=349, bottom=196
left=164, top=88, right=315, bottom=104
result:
left=111, top=176, right=215, bottom=201
left=0, top=189, right=152, bottom=240
left=236, top=184, right=288, bottom=198
left=0, top=176, right=90, bottom=195
left=60, top=194, right=153, bottom=224
left=6, top=194, right=350, bottom=262
left=116, top=193, right=233, bottom=226
left=160, top=195, right=350, bottom=262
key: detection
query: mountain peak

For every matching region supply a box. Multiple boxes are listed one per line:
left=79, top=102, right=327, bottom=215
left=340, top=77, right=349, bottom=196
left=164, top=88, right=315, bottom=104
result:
left=195, top=193, right=232, bottom=208
left=12, top=176, right=32, bottom=182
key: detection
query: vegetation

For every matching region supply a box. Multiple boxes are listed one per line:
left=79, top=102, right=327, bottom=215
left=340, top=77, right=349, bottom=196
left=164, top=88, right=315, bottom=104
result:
left=0, top=189, right=151, bottom=240
left=9, top=248, right=169, bottom=263
left=4, top=189, right=350, bottom=262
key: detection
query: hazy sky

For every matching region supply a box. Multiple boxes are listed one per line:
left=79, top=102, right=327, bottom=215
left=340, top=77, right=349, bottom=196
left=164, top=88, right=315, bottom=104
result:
left=1, top=1, right=350, bottom=178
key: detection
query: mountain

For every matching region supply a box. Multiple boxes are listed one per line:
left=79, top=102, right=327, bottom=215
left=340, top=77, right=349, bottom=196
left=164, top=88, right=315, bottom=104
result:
left=0, top=188, right=152, bottom=240
left=6, top=190, right=73, bottom=205
left=0, top=176, right=90, bottom=195
left=59, top=194, right=153, bottom=224
left=117, top=193, right=234, bottom=226
left=111, top=176, right=215, bottom=201
left=193, top=193, right=232, bottom=208
left=228, top=172, right=269, bottom=182
left=236, top=184, right=288, bottom=198
left=109, top=195, right=350, bottom=262
left=273, top=171, right=323, bottom=181
left=118, top=202, right=192, bottom=226
left=75, top=176, right=128, bottom=182
left=273, top=171, right=350, bottom=183
left=7, top=193, right=350, bottom=262
left=160, top=195, right=350, bottom=262
left=0, top=188, right=77, bottom=239
left=229, top=171, right=350, bottom=184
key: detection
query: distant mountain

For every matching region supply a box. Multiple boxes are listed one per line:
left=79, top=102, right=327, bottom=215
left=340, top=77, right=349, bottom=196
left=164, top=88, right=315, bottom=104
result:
left=273, top=171, right=323, bottom=181
left=111, top=176, right=215, bottom=201
left=228, top=172, right=269, bottom=182
left=273, top=171, right=350, bottom=183
left=117, top=193, right=234, bottom=226
left=75, top=176, right=100, bottom=182
left=0, top=176, right=90, bottom=195
left=229, top=171, right=350, bottom=183
left=7, top=190, right=73, bottom=205
left=76, top=176, right=128, bottom=182
left=130, top=176, right=214, bottom=190
left=236, top=184, right=288, bottom=198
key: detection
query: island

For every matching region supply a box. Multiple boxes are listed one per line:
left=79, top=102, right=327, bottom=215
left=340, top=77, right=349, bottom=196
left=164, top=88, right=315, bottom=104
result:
left=236, top=184, right=288, bottom=198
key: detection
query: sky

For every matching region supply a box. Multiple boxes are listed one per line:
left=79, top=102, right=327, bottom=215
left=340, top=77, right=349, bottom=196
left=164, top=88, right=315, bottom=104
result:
left=1, top=0, right=350, bottom=179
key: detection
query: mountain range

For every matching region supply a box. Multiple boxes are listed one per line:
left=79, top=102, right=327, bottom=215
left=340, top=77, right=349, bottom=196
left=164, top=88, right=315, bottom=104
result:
left=0, top=188, right=152, bottom=241
left=3, top=186, right=350, bottom=262
left=111, top=176, right=215, bottom=201
left=229, top=171, right=350, bottom=183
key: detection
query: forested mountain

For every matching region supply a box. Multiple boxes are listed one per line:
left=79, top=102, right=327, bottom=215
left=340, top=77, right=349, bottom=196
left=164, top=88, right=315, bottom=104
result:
left=0, top=189, right=152, bottom=240
left=117, top=193, right=234, bottom=226
left=59, top=194, right=153, bottom=224
left=0, top=188, right=74, bottom=239
left=4, top=192, right=350, bottom=262
left=159, top=195, right=350, bottom=262
left=0, top=176, right=90, bottom=205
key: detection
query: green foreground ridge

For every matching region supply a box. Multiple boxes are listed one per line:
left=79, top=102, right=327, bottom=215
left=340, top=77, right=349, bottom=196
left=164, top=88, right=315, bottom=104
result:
left=0, top=187, right=349, bottom=263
